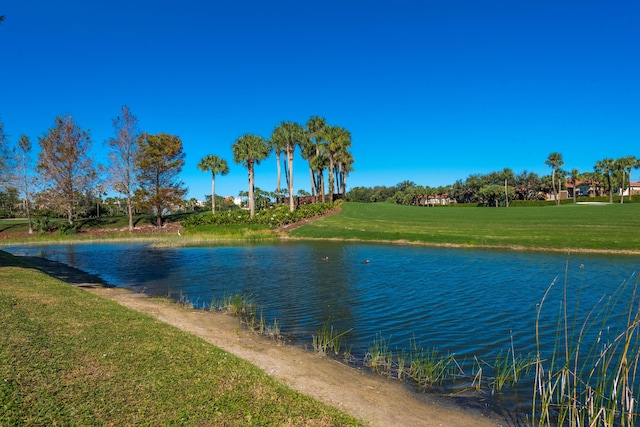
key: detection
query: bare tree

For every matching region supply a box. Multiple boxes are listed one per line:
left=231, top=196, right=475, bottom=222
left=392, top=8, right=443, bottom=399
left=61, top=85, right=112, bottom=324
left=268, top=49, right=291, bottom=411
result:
left=0, top=118, right=10, bottom=189
left=16, top=135, right=34, bottom=233
left=108, top=106, right=140, bottom=231
left=37, top=115, right=98, bottom=224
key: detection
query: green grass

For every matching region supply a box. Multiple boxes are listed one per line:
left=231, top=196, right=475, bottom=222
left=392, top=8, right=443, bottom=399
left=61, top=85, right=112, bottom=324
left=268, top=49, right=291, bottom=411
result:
left=0, top=251, right=362, bottom=426
left=289, top=202, right=640, bottom=252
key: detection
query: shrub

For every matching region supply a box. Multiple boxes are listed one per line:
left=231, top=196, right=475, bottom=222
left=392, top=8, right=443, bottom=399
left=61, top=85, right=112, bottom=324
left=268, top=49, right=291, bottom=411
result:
left=180, top=201, right=339, bottom=229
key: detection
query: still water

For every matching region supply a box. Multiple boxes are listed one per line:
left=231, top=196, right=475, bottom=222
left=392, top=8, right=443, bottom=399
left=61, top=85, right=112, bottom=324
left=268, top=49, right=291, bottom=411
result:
left=7, top=241, right=640, bottom=406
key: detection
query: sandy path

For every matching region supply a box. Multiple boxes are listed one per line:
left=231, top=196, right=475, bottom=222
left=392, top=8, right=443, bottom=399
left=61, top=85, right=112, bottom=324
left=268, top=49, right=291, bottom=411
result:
left=22, top=256, right=509, bottom=427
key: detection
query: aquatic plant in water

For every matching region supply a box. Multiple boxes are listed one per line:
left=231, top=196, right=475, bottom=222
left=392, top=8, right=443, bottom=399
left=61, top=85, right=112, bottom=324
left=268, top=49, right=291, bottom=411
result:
left=532, top=269, right=640, bottom=426
left=312, top=320, right=352, bottom=356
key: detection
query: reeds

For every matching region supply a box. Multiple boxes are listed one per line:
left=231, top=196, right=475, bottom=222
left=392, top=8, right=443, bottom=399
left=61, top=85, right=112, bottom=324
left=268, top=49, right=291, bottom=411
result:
left=406, top=337, right=459, bottom=389
left=532, top=268, right=640, bottom=426
left=211, top=292, right=285, bottom=344
left=312, top=319, right=352, bottom=356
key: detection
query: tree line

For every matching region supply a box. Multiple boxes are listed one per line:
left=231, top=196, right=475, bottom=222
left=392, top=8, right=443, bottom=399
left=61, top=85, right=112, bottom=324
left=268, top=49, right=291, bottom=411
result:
left=0, top=109, right=354, bottom=230
left=347, top=152, right=640, bottom=207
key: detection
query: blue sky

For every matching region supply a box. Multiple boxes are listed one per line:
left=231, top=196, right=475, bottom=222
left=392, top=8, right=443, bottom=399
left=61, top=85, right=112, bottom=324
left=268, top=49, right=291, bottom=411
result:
left=1, top=1, right=639, bottom=200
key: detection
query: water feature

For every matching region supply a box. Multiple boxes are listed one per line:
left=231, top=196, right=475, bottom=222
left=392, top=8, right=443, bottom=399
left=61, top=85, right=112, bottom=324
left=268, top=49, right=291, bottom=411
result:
left=6, top=241, right=640, bottom=414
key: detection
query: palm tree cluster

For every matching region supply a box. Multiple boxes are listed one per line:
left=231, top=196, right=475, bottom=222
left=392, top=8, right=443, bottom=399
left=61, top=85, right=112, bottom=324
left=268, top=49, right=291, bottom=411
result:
left=347, top=153, right=640, bottom=207
left=201, top=116, right=354, bottom=218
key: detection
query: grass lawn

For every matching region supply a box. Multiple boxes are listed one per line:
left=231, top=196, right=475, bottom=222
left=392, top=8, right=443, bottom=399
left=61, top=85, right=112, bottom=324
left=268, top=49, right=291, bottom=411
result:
left=290, top=202, right=640, bottom=252
left=0, top=251, right=362, bottom=426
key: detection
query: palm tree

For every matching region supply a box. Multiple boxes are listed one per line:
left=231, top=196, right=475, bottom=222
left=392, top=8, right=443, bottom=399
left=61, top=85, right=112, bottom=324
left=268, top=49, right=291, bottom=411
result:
left=545, top=152, right=564, bottom=205
left=197, top=154, right=229, bottom=214
left=271, top=122, right=304, bottom=212
left=595, top=158, right=616, bottom=203
left=323, top=125, right=352, bottom=203
left=267, top=136, right=284, bottom=200
left=569, top=168, right=580, bottom=203
left=335, top=146, right=354, bottom=196
left=306, top=116, right=327, bottom=202
left=616, top=156, right=636, bottom=204
left=232, top=134, right=270, bottom=218
left=299, top=131, right=317, bottom=197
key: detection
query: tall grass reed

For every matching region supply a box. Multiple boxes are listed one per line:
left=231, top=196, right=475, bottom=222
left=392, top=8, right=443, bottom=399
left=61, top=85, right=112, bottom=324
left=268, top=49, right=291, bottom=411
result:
left=312, top=319, right=353, bottom=356
left=532, top=267, right=640, bottom=426
left=211, top=292, right=285, bottom=344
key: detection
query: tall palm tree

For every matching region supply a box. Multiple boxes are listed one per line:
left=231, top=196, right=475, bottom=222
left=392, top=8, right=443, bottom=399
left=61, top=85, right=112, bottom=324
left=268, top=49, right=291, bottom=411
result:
left=594, top=158, right=616, bottom=203
left=306, top=116, right=327, bottom=202
left=616, top=156, right=636, bottom=204
left=335, top=145, right=354, bottom=196
left=569, top=168, right=580, bottom=203
left=299, top=131, right=317, bottom=197
left=232, top=134, right=269, bottom=218
left=197, top=154, right=229, bottom=214
left=267, top=136, right=284, bottom=200
left=322, top=125, right=352, bottom=202
left=545, top=152, right=564, bottom=205
left=271, top=122, right=304, bottom=212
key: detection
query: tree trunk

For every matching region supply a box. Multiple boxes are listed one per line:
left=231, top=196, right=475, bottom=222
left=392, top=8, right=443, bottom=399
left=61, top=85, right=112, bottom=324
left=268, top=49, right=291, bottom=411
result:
left=288, top=147, right=294, bottom=212
left=275, top=149, right=281, bottom=200
left=328, top=155, right=335, bottom=203
left=319, top=170, right=325, bottom=203
left=551, top=170, right=558, bottom=205
left=24, top=166, right=33, bottom=234
left=211, top=173, right=216, bottom=214
left=504, top=179, right=509, bottom=208
left=309, top=167, right=315, bottom=197
left=248, top=162, right=255, bottom=218
left=127, top=194, right=134, bottom=232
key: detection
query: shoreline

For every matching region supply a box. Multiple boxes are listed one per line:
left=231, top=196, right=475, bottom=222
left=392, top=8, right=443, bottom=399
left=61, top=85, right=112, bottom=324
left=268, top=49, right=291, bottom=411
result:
left=4, top=233, right=640, bottom=256
left=17, top=255, right=508, bottom=427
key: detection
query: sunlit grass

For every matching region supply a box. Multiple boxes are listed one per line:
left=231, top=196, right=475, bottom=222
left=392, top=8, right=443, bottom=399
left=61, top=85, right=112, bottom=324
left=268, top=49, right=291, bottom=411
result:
left=290, top=202, right=640, bottom=252
left=0, top=251, right=361, bottom=426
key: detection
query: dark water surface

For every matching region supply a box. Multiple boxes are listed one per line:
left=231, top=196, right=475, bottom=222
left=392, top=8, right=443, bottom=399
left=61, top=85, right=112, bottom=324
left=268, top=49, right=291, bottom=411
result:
left=6, top=241, right=640, bottom=411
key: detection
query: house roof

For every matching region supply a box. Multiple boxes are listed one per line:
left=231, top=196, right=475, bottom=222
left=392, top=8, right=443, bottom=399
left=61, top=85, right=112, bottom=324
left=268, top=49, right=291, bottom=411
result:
left=564, top=179, right=599, bottom=188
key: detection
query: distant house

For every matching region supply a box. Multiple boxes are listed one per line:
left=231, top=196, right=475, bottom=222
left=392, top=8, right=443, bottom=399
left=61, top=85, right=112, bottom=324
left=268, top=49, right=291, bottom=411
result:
left=225, top=196, right=243, bottom=207
left=565, top=179, right=601, bottom=198
left=415, top=194, right=453, bottom=206
left=622, top=181, right=640, bottom=196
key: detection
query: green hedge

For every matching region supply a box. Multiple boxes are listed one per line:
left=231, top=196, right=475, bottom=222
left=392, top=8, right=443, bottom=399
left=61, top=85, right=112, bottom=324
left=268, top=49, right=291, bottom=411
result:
left=181, top=201, right=340, bottom=229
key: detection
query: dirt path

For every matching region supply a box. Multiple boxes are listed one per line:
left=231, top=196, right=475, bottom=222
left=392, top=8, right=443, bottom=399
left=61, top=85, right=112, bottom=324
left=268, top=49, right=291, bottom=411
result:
left=20, top=256, right=509, bottom=427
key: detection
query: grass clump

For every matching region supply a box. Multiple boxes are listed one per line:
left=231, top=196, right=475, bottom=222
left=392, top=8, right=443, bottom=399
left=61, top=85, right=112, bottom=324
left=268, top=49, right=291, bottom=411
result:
left=211, top=292, right=284, bottom=344
left=312, top=319, right=352, bottom=356
left=0, top=251, right=361, bottom=426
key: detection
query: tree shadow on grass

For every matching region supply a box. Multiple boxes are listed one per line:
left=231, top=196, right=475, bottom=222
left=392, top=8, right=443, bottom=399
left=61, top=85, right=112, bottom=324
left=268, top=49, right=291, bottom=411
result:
left=0, top=251, right=114, bottom=289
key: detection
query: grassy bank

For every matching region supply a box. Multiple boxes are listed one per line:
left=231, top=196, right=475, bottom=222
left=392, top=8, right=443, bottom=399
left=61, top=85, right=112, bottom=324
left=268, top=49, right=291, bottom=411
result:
left=0, top=251, right=361, bottom=426
left=289, top=202, right=640, bottom=252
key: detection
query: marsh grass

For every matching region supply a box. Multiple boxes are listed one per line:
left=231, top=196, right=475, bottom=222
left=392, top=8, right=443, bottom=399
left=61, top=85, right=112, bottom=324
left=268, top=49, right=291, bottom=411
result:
left=532, top=270, right=640, bottom=426
left=489, top=349, right=535, bottom=394
left=206, top=292, right=286, bottom=344
left=312, top=319, right=353, bottom=356
left=364, top=334, right=394, bottom=375
left=407, top=338, right=460, bottom=389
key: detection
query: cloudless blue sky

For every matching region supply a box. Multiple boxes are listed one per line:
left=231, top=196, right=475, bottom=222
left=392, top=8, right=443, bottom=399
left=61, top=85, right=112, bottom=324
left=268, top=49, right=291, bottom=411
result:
left=2, top=1, right=639, bottom=200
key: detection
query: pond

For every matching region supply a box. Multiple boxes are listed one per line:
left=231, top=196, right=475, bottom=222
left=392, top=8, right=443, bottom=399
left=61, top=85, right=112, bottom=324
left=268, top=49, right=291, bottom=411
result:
left=6, top=241, right=640, bottom=414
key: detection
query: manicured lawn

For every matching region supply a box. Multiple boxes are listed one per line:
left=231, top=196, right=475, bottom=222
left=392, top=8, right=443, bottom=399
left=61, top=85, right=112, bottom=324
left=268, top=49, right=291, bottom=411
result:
left=290, top=202, right=640, bottom=252
left=0, top=251, right=361, bottom=426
